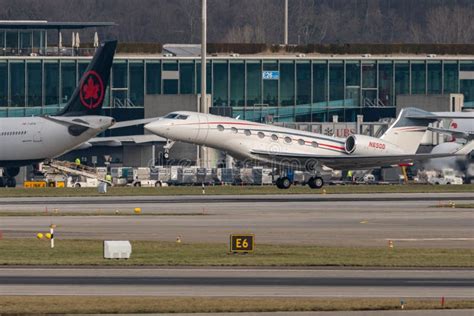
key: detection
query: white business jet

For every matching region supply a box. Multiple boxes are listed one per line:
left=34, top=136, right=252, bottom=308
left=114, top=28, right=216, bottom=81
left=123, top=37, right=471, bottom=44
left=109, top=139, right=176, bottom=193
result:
left=144, top=108, right=473, bottom=189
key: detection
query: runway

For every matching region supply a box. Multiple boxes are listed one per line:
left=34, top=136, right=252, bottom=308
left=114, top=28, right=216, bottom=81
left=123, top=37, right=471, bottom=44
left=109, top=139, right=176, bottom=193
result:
left=0, top=192, right=473, bottom=205
left=1, top=193, right=472, bottom=247
left=1, top=268, right=472, bottom=298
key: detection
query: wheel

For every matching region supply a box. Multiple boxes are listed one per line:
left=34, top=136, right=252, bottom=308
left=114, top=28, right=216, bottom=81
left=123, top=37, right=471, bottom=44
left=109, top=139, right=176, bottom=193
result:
left=134, top=182, right=141, bottom=187
left=308, top=176, right=324, bottom=189
left=276, top=177, right=291, bottom=189
left=0, top=177, right=5, bottom=188
left=155, top=181, right=162, bottom=188
left=5, top=177, right=16, bottom=188
left=75, top=183, right=81, bottom=188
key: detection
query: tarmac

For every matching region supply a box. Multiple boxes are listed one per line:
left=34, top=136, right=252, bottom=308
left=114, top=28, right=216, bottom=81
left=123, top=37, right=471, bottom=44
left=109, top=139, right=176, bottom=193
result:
left=1, top=268, right=472, bottom=298
left=1, top=192, right=473, bottom=247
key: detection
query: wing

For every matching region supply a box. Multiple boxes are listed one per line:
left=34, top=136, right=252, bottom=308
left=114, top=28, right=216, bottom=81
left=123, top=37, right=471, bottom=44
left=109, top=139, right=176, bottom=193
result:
left=250, top=150, right=461, bottom=170
left=109, top=117, right=161, bottom=129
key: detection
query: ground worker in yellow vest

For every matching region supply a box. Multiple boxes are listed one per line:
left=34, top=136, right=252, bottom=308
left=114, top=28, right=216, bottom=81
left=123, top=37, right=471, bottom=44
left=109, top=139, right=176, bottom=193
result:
left=75, top=158, right=81, bottom=167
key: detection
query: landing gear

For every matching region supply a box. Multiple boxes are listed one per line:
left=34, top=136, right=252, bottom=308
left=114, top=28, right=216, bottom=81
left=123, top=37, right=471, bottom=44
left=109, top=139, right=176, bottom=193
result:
left=276, top=177, right=291, bottom=189
left=307, top=176, right=324, bottom=189
left=0, top=177, right=16, bottom=188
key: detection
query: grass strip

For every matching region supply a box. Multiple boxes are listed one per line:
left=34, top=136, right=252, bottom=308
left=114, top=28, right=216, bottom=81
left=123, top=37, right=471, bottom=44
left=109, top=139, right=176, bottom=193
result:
left=0, top=297, right=472, bottom=314
left=1, top=239, right=472, bottom=267
left=0, top=184, right=473, bottom=197
left=0, top=211, right=208, bottom=216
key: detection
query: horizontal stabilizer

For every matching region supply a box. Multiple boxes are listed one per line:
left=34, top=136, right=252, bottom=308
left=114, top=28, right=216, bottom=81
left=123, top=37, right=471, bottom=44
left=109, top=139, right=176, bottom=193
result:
left=428, top=127, right=474, bottom=140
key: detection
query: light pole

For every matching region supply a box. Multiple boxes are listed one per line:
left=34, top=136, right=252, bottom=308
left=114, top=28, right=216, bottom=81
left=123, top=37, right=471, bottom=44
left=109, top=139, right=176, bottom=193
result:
left=201, top=0, right=207, bottom=113
left=284, top=0, right=288, bottom=45
left=200, top=0, right=207, bottom=168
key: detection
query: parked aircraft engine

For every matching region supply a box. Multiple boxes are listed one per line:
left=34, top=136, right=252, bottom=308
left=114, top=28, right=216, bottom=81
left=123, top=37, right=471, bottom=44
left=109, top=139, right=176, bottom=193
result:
left=344, top=135, right=404, bottom=155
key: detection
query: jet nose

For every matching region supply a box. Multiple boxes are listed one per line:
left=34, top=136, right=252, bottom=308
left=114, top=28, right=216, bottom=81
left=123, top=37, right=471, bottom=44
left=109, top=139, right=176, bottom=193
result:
left=145, top=120, right=170, bottom=138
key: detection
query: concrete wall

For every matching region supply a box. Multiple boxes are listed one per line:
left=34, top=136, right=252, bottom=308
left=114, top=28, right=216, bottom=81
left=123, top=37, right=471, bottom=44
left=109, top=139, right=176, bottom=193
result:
left=396, top=94, right=464, bottom=114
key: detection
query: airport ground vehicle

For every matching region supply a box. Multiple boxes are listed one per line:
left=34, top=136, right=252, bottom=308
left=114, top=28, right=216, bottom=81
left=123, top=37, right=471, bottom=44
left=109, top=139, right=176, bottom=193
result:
left=427, top=169, right=464, bottom=185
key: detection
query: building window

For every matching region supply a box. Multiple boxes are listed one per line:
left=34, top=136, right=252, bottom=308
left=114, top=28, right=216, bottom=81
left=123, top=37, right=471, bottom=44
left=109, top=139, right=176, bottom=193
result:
left=180, top=61, right=194, bottom=94
left=44, top=60, right=59, bottom=106
left=27, top=60, right=42, bottom=107
left=146, top=61, right=161, bottom=95
left=10, top=60, right=25, bottom=107
left=313, top=61, right=328, bottom=105
left=280, top=61, right=295, bottom=106
left=395, top=61, right=409, bottom=96
left=444, top=61, right=458, bottom=94
left=378, top=61, right=393, bottom=106
left=61, top=61, right=76, bottom=105
left=0, top=61, right=7, bottom=106
left=163, top=61, right=179, bottom=94
left=296, top=61, right=311, bottom=106
left=112, top=60, right=128, bottom=103
left=427, top=61, right=442, bottom=94
left=362, top=62, right=376, bottom=88
left=230, top=60, right=244, bottom=106
left=129, top=61, right=144, bottom=106
left=213, top=60, right=228, bottom=106
left=329, top=61, right=344, bottom=102
left=460, top=61, right=474, bottom=103
left=246, top=60, right=261, bottom=106
left=263, top=61, right=278, bottom=106
left=411, top=61, right=426, bottom=94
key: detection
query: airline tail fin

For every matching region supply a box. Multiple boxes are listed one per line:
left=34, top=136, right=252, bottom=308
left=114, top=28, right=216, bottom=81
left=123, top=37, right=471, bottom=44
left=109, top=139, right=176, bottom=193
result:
left=380, top=107, right=438, bottom=154
left=55, top=40, right=117, bottom=117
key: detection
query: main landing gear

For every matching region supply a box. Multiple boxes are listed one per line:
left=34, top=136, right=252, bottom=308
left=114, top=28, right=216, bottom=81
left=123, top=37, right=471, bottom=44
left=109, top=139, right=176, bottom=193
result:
left=0, top=167, right=19, bottom=188
left=276, top=177, right=291, bottom=189
left=275, top=169, right=324, bottom=190
left=307, top=176, right=324, bottom=189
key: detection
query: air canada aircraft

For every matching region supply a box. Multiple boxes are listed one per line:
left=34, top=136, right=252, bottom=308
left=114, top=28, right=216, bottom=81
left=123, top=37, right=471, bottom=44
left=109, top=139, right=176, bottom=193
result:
left=145, top=108, right=474, bottom=189
left=0, top=40, right=117, bottom=187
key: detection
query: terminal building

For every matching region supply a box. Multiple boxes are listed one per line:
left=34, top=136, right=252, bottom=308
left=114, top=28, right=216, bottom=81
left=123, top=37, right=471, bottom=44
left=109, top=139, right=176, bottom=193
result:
left=0, top=21, right=473, bottom=165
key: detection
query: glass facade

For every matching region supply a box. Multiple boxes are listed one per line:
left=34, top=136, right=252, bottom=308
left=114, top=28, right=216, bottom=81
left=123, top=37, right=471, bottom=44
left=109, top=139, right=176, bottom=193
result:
left=0, top=57, right=473, bottom=120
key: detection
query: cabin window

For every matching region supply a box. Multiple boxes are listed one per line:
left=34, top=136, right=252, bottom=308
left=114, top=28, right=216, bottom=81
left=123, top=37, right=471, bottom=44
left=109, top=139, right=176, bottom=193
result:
left=217, top=124, right=224, bottom=131
left=271, top=134, right=278, bottom=141
left=312, top=141, right=319, bottom=147
left=231, top=127, right=238, bottom=134
left=284, top=136, right=292, bottom=144
left=258, top=132, right=265, bottom=139
left=244, top=129, right=251, bottom=136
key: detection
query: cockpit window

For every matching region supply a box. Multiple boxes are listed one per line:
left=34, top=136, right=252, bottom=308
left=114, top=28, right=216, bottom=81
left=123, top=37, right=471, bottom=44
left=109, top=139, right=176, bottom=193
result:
left=164, top=113, right=179, bottom=119
left=164, top=113, right=189, bottom=120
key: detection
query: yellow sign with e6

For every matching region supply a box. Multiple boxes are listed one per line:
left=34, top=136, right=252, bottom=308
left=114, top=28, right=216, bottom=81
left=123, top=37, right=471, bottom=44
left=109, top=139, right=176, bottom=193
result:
left=230, top=234, right=255, bottom=253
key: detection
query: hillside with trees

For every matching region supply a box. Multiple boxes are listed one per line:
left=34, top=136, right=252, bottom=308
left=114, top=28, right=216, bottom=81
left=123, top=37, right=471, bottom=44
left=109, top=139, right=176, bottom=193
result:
left=1, top=0, right=473, bottom=44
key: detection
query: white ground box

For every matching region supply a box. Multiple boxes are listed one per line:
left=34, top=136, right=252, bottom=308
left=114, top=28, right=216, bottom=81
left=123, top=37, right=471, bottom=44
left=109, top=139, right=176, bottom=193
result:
left=103, top=240, right=132, bottom=259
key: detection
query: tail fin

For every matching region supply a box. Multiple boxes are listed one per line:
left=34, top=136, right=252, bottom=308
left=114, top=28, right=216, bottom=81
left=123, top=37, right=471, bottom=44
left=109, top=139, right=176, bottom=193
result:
left=380, top=107, right=438, bottom=154
left=55, top=40, right=117, bottom=117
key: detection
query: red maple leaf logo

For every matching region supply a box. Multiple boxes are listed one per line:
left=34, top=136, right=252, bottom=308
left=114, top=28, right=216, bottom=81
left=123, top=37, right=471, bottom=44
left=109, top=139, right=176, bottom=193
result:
left=79, top=71, right=104, bottom=109
left=83, top=77, right=100, bottom=101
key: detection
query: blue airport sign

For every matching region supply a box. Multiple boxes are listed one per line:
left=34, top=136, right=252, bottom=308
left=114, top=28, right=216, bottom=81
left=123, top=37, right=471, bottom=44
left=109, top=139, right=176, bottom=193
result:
left=262, top=70, right=279, bottom=80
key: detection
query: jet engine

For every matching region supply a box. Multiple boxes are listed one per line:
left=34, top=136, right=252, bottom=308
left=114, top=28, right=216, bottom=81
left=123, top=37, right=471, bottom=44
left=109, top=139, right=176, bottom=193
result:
left=344, top=135, right=404, bottom=155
